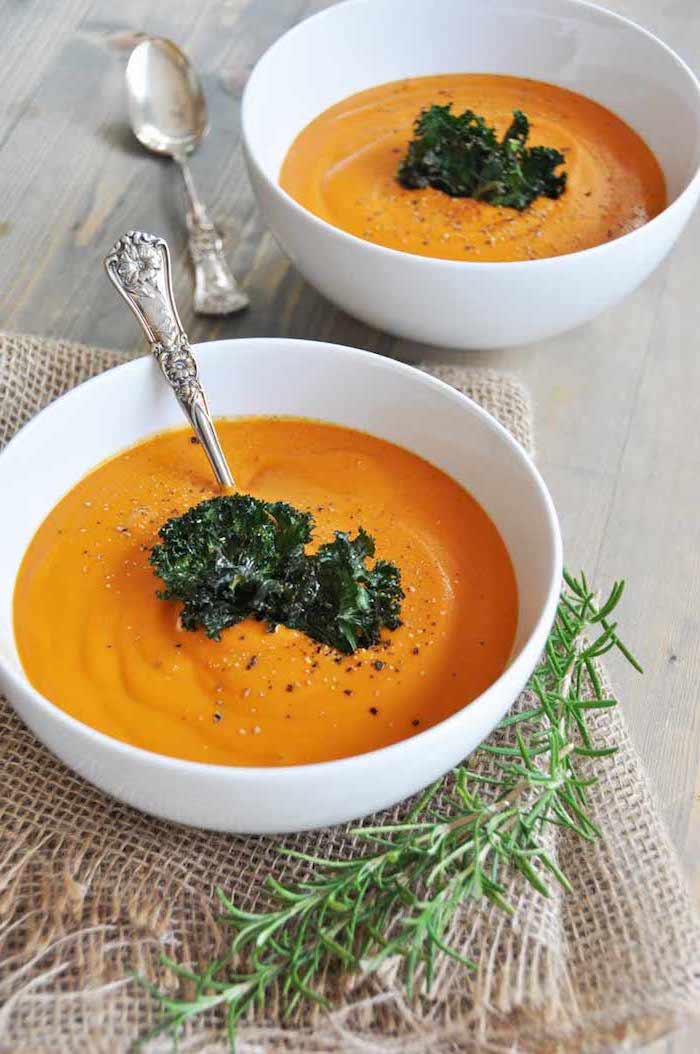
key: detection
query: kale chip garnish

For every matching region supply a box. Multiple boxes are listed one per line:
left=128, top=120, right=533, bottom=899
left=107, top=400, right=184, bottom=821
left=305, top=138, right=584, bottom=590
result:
left=150, top=494, right=403, bottom=654
left=397, top=105, right=566, bottom=210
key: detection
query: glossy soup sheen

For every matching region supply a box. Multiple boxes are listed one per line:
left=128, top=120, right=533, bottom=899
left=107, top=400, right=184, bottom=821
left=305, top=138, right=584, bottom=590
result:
left=14, top=418, right=518, bottom=766
left=280, top=74, right=667, bottom=262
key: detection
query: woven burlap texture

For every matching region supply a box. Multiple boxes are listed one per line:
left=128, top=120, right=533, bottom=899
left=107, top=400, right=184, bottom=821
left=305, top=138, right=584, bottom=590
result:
left=0, top=331, right=698, bottom=1054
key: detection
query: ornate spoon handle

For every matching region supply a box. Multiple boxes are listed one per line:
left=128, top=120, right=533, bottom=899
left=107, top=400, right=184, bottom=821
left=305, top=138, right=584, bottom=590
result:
left=178, top=158, right=249, bottom=316
left=104, top=230, right=235, bottom=488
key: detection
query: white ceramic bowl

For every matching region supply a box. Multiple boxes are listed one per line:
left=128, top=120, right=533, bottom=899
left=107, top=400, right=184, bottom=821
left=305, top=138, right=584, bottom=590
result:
left=242, top=0, right=700, bottom=350
left=0, top=339, right=562, bottom=832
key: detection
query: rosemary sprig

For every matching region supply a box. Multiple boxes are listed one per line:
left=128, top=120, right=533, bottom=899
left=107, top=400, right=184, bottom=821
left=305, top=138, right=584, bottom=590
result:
left=137, top=571, right=641, bottom=1049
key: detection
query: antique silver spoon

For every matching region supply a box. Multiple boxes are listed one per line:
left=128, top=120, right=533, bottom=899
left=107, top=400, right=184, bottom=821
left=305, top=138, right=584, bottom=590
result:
left=125, top=37, right=249, bottom=316
left=105, top=230, right=235, bottom=488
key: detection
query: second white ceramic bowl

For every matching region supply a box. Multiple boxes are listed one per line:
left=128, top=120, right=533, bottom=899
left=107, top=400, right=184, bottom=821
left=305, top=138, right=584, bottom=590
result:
left=0, top=340, right=561, bottom=832
left=242, top=0, right=700, bottom=350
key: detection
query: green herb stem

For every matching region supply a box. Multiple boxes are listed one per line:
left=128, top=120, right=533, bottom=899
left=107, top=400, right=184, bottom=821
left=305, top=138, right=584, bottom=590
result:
left=138, top=572, right=640, bottom=1048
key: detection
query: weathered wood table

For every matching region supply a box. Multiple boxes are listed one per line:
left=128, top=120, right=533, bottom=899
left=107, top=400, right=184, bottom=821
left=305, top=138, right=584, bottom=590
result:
left=1, top=2, right=697, bottom=1051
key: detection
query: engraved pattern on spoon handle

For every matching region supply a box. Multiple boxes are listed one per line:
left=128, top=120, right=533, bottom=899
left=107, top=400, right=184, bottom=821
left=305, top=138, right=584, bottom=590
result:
left=187, top=212, right=250, bottom=316
left=104, top=230, right=234, bottom=488
left=178, top=159, right=249, bottom=316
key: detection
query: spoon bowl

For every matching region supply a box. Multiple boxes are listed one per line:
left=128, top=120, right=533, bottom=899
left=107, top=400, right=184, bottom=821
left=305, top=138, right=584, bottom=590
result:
left=126, top=37, right=208, bottom=158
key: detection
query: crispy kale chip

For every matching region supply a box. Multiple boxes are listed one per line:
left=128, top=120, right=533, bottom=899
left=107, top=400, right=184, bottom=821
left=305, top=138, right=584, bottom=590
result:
left=150, top=495, right=403, bottom=654
left=150, top=495, right=313, bottom=641
left=285, top=527, right=403, bottom=653
left=397, top=105, right=566, bottom=210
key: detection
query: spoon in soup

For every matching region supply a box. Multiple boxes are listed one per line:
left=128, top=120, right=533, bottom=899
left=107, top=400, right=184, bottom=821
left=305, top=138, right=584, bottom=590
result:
left=105, top=229, right=235, bottom=488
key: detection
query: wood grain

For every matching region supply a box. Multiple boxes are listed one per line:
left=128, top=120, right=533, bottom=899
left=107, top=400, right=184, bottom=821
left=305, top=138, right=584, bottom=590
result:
left=0, top=1, right=697, bottom=1050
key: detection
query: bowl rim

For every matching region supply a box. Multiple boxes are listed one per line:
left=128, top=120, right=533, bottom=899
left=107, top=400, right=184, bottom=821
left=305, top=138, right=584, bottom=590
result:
left=1, top=337, right=563, bottom=782
left=241, top=0, right=700, bottom=271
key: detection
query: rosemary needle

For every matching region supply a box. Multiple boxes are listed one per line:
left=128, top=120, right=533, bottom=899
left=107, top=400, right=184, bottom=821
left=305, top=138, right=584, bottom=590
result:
left=137, top=571, right=641, bottom=1049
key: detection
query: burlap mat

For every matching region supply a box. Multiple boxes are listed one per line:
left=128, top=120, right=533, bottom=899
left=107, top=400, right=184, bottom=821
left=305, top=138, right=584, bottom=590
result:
left=0, top=331, right=698, bottom=1054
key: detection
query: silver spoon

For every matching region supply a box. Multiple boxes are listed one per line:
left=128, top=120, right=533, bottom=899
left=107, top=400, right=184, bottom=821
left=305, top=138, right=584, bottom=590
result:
left=125, top=37, right=249, bottom=316
left=105, top=229, right=235, bottom=488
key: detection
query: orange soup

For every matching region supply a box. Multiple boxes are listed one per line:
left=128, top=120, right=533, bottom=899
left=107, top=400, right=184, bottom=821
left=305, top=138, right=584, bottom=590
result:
left=280, top=74, right=666, bottom=262
left=14, top=418, right=517, bottom=766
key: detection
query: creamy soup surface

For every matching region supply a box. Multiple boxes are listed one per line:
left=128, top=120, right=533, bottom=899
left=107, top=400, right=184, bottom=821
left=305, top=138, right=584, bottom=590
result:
left=280, top=74, right=666, bottom=262
left=14, top=418, right=518, bottom=766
